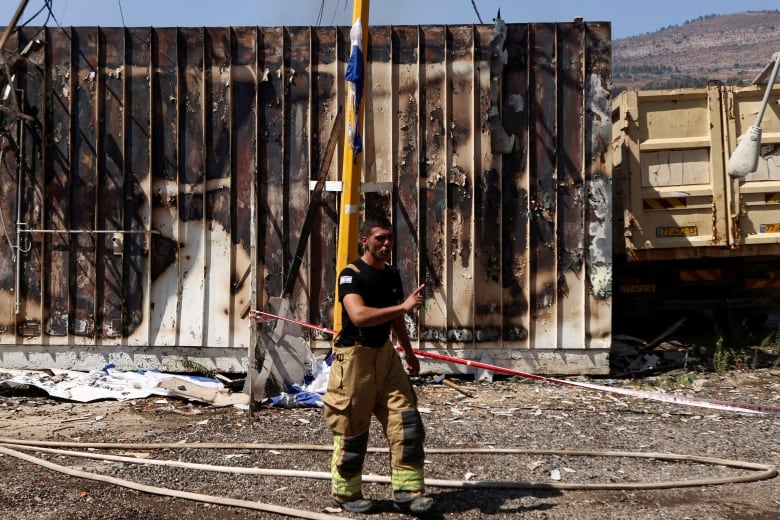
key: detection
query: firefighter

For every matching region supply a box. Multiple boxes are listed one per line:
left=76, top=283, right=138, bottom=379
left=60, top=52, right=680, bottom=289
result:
left=322, top=215, right=434, bottom=515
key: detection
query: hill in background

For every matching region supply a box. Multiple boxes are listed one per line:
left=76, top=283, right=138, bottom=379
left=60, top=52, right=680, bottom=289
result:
left=612, top=10, right=780, bottom=93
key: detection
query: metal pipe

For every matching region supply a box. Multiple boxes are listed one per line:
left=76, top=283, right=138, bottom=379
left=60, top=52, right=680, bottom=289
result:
left=0, top=149, right=14, bottom=256
left=14, top=99, right=22, bottom=314
left=248, top=107, right=259, bottom=416
left=753, top=51, right=780, bottom=128
left=727, top=52, right=780, bottom=178
left=18, top=229, right=158, bottom=234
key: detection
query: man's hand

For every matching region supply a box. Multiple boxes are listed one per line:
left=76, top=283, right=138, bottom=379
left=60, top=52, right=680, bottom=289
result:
left=402, top=284, right=426, bottom=313
left=401, top=346, right=420, bottom=375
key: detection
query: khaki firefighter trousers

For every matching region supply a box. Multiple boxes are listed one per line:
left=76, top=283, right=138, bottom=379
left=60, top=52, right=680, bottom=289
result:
left=322, top=342, right=426, bottom=501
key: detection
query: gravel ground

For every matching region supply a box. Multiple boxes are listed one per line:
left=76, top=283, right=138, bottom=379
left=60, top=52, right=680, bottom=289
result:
left=1, top=363, right=780, bottom=520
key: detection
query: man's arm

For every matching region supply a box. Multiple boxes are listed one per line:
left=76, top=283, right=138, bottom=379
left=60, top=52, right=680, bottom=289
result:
left=392, top=315, right=421, bottom=375
left=341, top=284, right=425, bottom=328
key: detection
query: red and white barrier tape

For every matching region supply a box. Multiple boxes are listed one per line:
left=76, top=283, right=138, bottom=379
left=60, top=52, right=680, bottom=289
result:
left=409, top=349, right=780, bottom=416
left=248, top=309, right=338, bottom=335
left=246, top=309, right=779, bottom=415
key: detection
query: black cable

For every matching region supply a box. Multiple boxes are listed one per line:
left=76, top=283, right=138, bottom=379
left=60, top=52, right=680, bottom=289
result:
left=330, top=0, right=347, bottom=26
left=18, top=0, right=54, bottom=28
left=316, top=0, right=325, bottom=26
left=470, top=0, right=484, bottom=24
left=43, top=0, right=60, bottom=27
left=5, top=0, right=58, bottom=54
left=117, top=0, right=127, bottom=26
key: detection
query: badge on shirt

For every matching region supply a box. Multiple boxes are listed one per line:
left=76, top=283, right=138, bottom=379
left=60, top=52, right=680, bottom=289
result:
left=339, top=275, right=353, bottom=285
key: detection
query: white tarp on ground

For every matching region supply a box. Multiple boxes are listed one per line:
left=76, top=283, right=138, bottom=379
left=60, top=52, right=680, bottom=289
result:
left=0, top=320, right=329, bottom=407
left=0, top=360, right=330, bottom=408
left=0, top=365, right=245, bottom=405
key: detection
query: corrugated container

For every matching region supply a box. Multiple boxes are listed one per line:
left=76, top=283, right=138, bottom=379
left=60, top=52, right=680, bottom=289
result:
left=0, top=22, right=612, bottom=375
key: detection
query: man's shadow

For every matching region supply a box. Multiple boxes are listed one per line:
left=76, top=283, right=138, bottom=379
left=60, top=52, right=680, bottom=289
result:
left=367, top=486, right=562, bottom=517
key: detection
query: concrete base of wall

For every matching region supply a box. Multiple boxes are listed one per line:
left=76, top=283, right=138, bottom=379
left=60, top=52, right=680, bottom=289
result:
left=416, top=348, right=611, bottom=377
left=0, top=345, right=609, bottom=376
left=0, top=345, right=249, bottom=374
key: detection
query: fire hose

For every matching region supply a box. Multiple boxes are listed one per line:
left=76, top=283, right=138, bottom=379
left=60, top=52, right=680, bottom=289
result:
left=0, top=438, right=776, bottom=519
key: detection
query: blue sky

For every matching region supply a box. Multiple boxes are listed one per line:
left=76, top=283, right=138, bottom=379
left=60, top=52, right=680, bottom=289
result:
left=1, top=0, right=778, bottom=39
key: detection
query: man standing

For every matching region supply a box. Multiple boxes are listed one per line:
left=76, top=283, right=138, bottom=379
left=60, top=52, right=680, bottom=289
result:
left=322, top=216, right=434, bottom=516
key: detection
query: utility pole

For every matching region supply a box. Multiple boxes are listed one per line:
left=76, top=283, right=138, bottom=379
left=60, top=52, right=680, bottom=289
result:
left=333, top=0, right=369, bottom=331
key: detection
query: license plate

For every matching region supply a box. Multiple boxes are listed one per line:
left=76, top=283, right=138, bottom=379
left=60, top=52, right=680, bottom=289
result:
left=620, top=284, right=656, bottom=293
left=760, top=223, right=780, bottom=233
left=656, top=226, right=697, bottom=237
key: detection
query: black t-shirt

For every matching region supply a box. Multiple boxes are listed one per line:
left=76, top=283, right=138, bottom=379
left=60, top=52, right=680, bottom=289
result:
left=337, top=258, right=404, bottom=346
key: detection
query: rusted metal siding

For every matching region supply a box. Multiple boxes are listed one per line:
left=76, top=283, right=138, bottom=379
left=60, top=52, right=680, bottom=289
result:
left=313, top=27, right=340, bottom=334
left=125, top=28, right=152, bottom=343
left=17, top=27, right=45, bottom=342
left=232, top=27, right=258, bottom=344
left=0, top=23, right=611, bottom=374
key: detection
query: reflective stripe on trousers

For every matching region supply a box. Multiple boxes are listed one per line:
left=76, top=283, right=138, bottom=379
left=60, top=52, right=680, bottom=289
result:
left=391, top=466, right=425, bottom=492
left=330, top=434, right=364, bottom=499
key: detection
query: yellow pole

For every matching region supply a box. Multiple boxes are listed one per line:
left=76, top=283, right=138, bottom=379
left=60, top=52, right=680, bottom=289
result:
left=334, top=0, right=370, bottom=331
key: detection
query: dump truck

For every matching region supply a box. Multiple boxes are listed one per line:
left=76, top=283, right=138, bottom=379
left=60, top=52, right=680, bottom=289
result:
left=611, top=53, right=780, bottom=329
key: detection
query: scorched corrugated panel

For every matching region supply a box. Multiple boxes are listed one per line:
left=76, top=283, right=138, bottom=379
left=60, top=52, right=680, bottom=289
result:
left=0, top=21, right=611, bottom=374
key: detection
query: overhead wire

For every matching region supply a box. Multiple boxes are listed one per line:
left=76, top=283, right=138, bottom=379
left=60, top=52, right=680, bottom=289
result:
left=17, top=0, right=54, bottom=28
left=12, top=0, right=60, bottom=45
left=330, top=0, right=348, bottom=26
left=3, top=0, right=57, bottom=49
left=319, top=0, right=486, bottom=26
left=117, top=0, right=126, bottom=26
left=314, top=0, right=486, bottom=29
left=316, top=0, right=325, bottom=26
left=470, top=0, right=484, bottom=24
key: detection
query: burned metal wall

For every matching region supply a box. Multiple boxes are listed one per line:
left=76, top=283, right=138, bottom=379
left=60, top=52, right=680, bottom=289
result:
left=0, top=22, right=612, bottom=374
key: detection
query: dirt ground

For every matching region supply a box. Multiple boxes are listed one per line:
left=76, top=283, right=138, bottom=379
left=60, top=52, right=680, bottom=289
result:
left=1, top=353, right=780, bottom=520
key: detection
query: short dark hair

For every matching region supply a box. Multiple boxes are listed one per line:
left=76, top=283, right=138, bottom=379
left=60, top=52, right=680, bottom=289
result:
left=360, top=215, right=392, bottom=237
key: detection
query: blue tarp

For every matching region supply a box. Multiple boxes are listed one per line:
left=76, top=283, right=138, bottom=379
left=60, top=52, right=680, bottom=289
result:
left=266, top=358, right=330, bottom=408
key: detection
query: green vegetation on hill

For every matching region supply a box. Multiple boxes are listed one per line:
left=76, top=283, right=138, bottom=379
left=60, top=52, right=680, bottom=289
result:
left=612, top=10, right=780, bottom=93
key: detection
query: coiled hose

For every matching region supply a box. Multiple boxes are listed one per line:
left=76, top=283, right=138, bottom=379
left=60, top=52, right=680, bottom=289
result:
left=0, top=438, right=776, bottom=519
